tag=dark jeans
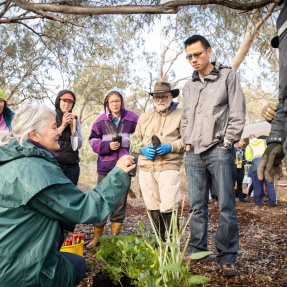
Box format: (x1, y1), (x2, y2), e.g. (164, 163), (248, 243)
(94, 173), (129, 227)
(60, 163), (80, 185)
(206, 171), (218, 198)
(235, 167), (245, 200)
(60, 252), (86, 284)
(251, 171), (277, 206)
(185, 144), (239, 265)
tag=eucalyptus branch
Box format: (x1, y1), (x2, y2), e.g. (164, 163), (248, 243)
(81, 111), (100, 122)
(5, 0), (276, 25)
(0, 15), (43, 23)
(174, 76), (192, 85)
(0, 0), (11, 19)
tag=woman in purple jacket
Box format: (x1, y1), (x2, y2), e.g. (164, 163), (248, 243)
(87, 87), (138, 248)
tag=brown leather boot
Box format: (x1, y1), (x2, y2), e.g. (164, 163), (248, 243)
(111, 222), (122, 236)
(86, 226), (104, 249)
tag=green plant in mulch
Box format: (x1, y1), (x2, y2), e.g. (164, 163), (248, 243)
(137, 200), (211, 286)
(91, 198), (211, 286)
(127, 134), (144, 153)
(94, 232), (156, 286)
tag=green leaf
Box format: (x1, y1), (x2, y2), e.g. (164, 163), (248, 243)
(188, 275), (210, 284)
(126, 234), (137, 242)
(188, 251), (212, 260)
(116, 234), (127, 241)
(99, 234), (114, 241)
(137, 275), (150, 284)
(138, 221), (144, 230)
(163, 242), (179, 249)
(160, 263), (182, 272)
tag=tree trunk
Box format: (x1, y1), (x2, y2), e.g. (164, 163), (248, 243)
(231, 3), (277, 72)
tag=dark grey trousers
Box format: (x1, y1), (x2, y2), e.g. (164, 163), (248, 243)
(94, 173), (130, 227)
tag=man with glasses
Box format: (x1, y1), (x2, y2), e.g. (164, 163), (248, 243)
(181, 35), (245, 277)
(133, 82), (185, 245)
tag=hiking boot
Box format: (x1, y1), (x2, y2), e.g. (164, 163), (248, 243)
(222, 264), (238, 277)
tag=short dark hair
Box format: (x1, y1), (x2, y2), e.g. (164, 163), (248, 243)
(184, 35), (211, 49)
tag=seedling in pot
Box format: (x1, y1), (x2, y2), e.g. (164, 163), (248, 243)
(127, 134), (144, 176)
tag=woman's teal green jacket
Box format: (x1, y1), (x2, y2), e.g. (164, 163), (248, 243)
(0, 140), (130, 287)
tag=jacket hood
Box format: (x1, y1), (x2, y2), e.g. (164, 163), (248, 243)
(55, 90), (76, 114)
(192, 61), (229, 82)
(104, 87), (126, 120)
(0, 139), (58, 166)
(0, 139), (70, 208)
(249, 138), (265, 147)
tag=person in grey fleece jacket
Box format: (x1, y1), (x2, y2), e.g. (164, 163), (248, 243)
(181, 35), (245, 278)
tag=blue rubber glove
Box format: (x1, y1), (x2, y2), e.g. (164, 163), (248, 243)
(141, 146), (156, 160)
(156, 143), (172, 155)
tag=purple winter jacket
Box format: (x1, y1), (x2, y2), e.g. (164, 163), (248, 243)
(89, 88), (138, 175)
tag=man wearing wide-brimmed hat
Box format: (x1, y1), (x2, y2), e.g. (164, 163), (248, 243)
(133, 81), (185, 244)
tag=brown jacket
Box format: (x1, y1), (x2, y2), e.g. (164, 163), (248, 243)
(134, 102), (185, 172)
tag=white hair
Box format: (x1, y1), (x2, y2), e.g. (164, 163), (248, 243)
(0, 104), (55, 146)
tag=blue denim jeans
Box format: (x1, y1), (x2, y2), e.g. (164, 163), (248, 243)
(251, 171), (277, 206)
(185, 144), (239, 266)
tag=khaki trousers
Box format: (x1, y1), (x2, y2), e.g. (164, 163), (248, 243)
(139, 169), (182, 213)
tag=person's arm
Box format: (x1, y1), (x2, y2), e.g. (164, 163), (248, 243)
(75, 117), (83, 149)
(170, 124), (186, 153)
(89, 120), (113, 156)
(133, 116), (156, 159)
(181, 88), (188, 145)
(28, 166), (131, 225)
(224, 71), (246, 144)
(266, 93), (286, 144)
(132, 115), (143, 144)
(57, 112), (73, 134)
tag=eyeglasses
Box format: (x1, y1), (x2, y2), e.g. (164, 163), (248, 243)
(153, 95), (170, 101)
(108, 100), (121, 105)
(186, 48), (208, 61)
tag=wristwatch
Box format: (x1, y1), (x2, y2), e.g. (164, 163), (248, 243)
(219, 141), (232, 150)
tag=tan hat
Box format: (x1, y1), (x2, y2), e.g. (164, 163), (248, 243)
(147, 82), (179, 98)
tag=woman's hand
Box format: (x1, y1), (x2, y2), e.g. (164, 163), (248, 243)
(58, 113), (74, 133)
(110, 142), (120, 150)
(62, 113), (73, 127)
(116, 155), (135, 173)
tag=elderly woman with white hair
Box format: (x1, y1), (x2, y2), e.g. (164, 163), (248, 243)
(0, 104), (135, 287)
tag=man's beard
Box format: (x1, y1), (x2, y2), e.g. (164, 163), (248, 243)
(154, 102), (171, 112)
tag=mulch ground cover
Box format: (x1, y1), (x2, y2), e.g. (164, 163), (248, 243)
(74, 183), (287, 287)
